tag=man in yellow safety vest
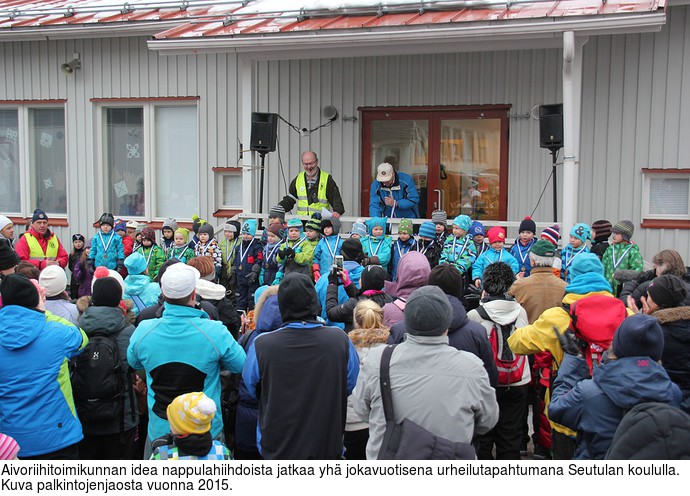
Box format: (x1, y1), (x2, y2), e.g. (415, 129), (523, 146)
(278, 151), (345, 218)
(14, 209), (69, 270)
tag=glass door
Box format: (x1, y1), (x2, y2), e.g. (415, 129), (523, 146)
(361, 106), (509, 219)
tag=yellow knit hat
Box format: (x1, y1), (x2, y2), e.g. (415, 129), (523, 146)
(175, 227), (190, 243)
(166, 392), (217, 435)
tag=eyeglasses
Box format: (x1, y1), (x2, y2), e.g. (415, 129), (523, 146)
(303, 160), (318, 166)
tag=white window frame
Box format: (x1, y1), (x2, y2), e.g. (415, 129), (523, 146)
(216, 169), (244, 210)
(94, 100), (199, 222)
(0, 102), (68, 218)
(641, 169), (690, 221)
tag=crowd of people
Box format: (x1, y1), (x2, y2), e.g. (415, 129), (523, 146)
(1, 159), (690, 461)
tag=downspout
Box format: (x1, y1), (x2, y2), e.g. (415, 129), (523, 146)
(239, 55), (256, 213)
(562, 31), (580, 241)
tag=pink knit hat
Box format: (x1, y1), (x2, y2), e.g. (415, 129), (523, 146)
(0, 433), (20, 460)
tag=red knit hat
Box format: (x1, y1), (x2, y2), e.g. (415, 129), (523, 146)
(487, 226), (506, 244)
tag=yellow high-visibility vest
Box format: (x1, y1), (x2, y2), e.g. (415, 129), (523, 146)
(295, 171), (330, 215)
(24, 232), (59, 261)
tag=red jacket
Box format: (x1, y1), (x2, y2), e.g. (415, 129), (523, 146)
(14, 227), (69, 269)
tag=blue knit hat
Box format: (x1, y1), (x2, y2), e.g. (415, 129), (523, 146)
(124, 252), (148, 275)
(366, 217), (387, 235)
(612, 314), (664, 361)
(286, 217), (303, 231)
(350, 221), (367, 238)
(470, 220), (485, 237)
(452, 215), (472, 232)
(418, 221), (436, 239)
(241, 219), (258, 237)
(568, 252), (604, 279)
(31, 208), (48, 223)
(570, 223), (591, 243)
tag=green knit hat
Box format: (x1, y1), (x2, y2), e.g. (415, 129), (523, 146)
(398, 219), (414, 236)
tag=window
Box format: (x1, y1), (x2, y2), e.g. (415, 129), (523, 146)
(0, 104), (67, 215)
(641, 169), (690, 228)
(99, 101), (198, 220)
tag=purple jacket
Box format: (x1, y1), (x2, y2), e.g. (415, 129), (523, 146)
(73, 259), (94, 297)
(382, 252), (431, 328)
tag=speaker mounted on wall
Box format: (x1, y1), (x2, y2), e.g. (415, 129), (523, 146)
(250, 112), (278, 154)
(539, 104), (564, 152)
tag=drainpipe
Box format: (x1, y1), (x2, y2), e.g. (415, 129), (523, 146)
(239, 55), (256, 213)
(561, 31), (583, 241)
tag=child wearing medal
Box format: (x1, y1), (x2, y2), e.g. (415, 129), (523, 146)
(194, 224), (223, 280)
(416, 221), (442, 268)
(88, 212), (125, 272)
(276, 217), (313, 282)
(389, 218), (416, 281)
(440, 214), (476, 276)
(363, 217), (392, 272)
(312, 218), (343, 283)
(219, 221), (241, 292)
(560, 223), (591, 283)
(510, 216), (537, 277)
(234, 219), (263, 312)
(472, 226), (519, 287)
(602, 220), (644, 296)
(167, 227), (195, 263)
(260, 224), (283, 286)
(136, 227), (166, 282)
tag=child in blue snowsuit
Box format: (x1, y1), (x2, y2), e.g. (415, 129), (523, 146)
(88, 212), (125, 271)
(233, 219), (263, 312)
(472, 226), (519, 286)
(561, 223), (591, 283)
(312, 218), (343, 283)
(362, 217), (392, 272)
(389, 218), (417, 281)
(510, 216), (537, 277)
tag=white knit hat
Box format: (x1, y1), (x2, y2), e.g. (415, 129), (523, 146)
(38, 265), (68, 297)
(161, 263), (200, 299)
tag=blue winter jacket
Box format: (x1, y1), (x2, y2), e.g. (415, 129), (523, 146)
(362, 235), (393, 271)
(127, 303), (246, 441)
(369, 171), (420, 218)
(315, 260), (364, 329)
(390, 236), (416, 281)
(123, 275), (162, 315)
(510, 238), (536, 276)
(89, 230), (125, 270)
(561, 244), (591, 282)
(471, 247), (520, 282)
(440, 234), (477, 275)
(549, 354), (682, 459)
(313, 235), (343, 273)
(0, 306), (88, 457)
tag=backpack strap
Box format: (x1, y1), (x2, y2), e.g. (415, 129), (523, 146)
(131, 294), (146, 312)
(475, 305), (517, 361)
(379, 344), (398, 423)
(475, 305), (490, 321)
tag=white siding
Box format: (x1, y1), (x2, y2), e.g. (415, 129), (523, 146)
(2, 6), (690, 261)
(0, 36), (242, 244)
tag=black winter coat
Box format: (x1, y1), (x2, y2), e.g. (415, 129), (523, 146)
(619, 270), (690, 308)
(325, 281), (393, 333)
(654, 305), (690, 413)
(388, 294), (498, 388)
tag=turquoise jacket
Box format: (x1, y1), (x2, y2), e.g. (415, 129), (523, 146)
(471, 247), (520, 282)
(313, 235), (343, 272)
(0, 306), (88, 457)
(127, 303), (246, 441)
(440, 234), (476, 274)
(123, 275), (162, 315)
(362, 235), (393, 271)
(89, 230), (125, 270)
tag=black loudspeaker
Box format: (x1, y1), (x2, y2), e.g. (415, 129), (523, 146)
(539, 104), (564, 151)
(250, 112), (278, 154)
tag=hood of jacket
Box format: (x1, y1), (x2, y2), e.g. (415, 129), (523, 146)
(652, 306), (690, 344)
(124, 274), (154, 295)
(388, 251), (430, 299)
(195, 278), (226, 301)
(594, 356), (681, 410)
(78, 305), (128, 336)
(0, 305), (47, 350)
(255, 294), (283, 333)
(561, 290), (614, 306)
(446, 294), (471, 334)
(478, 298), (525, 326)
(565, 272), (612, 295)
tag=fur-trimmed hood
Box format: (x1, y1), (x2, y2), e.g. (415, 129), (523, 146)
(349, 327), (390, 349)
(652, 306), (690, 325)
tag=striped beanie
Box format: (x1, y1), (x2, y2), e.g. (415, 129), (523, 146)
(612, 220), (635, 242)
(418, 221), (437, 239)
(591, 219), (612, 241)
(541, 224), (560, 247)
(431, 210), (447, 225)
(350, 221), (367, 238)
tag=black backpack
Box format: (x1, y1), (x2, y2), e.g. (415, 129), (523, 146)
(71, 330), (132, 430)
